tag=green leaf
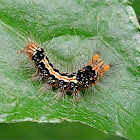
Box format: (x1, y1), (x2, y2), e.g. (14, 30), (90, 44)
(0, 0), (140, 140)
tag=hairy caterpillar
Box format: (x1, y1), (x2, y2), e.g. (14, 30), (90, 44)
(17, 41), (110, 102)
(0, 1), (113, 102)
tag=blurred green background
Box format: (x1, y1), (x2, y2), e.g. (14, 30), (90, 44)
(0, 121), (126, 139)
(0, 1), (139, 139)
(132, 0), (140, 23)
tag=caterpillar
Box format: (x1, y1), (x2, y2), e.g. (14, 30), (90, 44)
(17, 41), (110, 102)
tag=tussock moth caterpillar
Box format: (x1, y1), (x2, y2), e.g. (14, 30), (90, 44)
(0, 2), (120, 103)
(17, 41), (110, 102)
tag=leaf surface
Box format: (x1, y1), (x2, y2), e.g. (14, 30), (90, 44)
(0, 0), (140, 139)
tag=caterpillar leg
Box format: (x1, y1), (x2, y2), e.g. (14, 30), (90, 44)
(72, 92), (81, 102)
(30, 71), (42, 81)
(55, 91), (64, 101)
(41, 83), (52, 92)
